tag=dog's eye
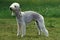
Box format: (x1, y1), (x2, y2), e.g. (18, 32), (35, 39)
(14, 6), (16, 7)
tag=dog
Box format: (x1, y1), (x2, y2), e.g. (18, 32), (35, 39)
(9, 2), (49, 37)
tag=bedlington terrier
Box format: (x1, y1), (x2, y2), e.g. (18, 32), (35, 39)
(9, 2), (49, 37)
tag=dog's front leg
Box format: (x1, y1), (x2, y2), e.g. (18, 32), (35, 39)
(17, 22), (21, 36)
(16, 18), (21, 36)
(21, 22), (26, 37)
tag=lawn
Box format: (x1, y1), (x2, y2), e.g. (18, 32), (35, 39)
(0, 18), (60, 40)
(0, 0), (60, 40)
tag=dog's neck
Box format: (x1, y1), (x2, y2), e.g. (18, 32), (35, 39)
(14, 10), (22, 19)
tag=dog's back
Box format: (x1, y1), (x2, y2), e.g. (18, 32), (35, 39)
(21, 11), (41, 23)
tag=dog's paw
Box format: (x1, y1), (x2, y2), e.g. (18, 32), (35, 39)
(38, 32), (40, 35)
(17, 34), (19, 37)
(21, 35), (24, 37)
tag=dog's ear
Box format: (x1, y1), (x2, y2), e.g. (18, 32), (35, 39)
(11, 11), (15, 16)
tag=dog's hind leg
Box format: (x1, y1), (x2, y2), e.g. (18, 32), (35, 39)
(37, 16), (49, 37)
(35, 21), (41, 35)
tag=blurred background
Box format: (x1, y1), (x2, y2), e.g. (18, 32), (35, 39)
(0, 0), (60, 18)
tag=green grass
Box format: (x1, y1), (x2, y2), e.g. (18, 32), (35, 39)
(0, 0), (60, 40)
(0, 18), (60, 40)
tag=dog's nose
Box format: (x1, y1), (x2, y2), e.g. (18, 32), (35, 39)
(10, 7), (12, 11)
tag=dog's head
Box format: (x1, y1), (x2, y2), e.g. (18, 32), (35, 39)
(10, 2), (20, 16)
(10, 2), (20, 11)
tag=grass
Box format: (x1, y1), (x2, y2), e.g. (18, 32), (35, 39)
(0, 0), (60, 40)
(0, 18), (60, 40)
